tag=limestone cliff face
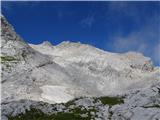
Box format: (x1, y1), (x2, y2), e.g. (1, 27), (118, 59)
(1, 15), (160, 120)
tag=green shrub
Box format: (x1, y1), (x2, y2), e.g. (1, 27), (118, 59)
(1, 56), (17, 62)
(52, 112), (83, 120)
(8, 108), (91, 120)
(143, 104), (160, 108)
(98, 96), (124, 106)
(64, 99), (75, 107)
(8, 108), (51, 120)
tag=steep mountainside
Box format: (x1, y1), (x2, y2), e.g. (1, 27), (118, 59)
(1, 15), (160, 120)
(1, 15), (74, 103)
(30, 40), (159, 96)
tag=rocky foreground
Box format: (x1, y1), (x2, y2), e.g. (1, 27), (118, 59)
(2, 83), (160, 120)
(1, 15), (160, 120)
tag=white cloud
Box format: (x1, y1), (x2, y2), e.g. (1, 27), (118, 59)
(153, 44), (160, 65)
(107, 13), (159, 65)
(2, 1), (41, 11)
(80, 13), (95, 28)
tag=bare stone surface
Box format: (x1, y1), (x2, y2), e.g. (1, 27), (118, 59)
(1, 15), (160, 120)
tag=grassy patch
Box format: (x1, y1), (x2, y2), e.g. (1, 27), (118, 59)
(143, 104), (160, 108)
(98, 96), (124, 106)
(64, 99), (75, 107)
(8, 108), (51, 120)
(53, 112), (83, 120)
(8, 107), (91, 120)
(1, 56), (17, 62)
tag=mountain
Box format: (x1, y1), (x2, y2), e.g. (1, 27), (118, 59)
(1, 15), (160, 120)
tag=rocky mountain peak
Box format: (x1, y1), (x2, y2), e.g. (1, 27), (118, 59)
(1, 15), (24, 43)
(40, 40), (53, 47)
(1, 15), (15, 33)
(1, 15), (31, 57)
(57, 41), (82, 48)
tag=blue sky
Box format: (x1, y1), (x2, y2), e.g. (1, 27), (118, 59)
(2, 1), (160, 66)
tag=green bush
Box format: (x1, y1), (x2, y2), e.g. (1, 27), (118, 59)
(98, 96), (124, 106)
(8, 107), (91, 120)
(1, 56), (17, 62)
(143, 104), (160, 108)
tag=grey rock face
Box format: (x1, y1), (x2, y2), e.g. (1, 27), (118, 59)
(1, 15), (160, 120)
(111, 82), (160, 120)
(1, 15), (73, 103)
(2, 83), (160, 120)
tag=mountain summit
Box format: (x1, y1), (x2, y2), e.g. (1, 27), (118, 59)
(1, 15), (160, 120)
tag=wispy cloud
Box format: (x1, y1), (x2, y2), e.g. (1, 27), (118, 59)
(108, 30), (160, 65)
(153, 43), (160, 66)
(106, 4), (160, 65)
(2, 1), (13, 11)
(80, 13), (95, 28)
(2, 1), (40, 11)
